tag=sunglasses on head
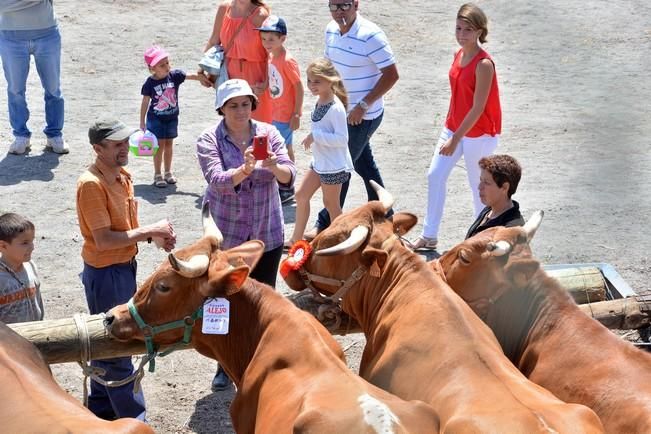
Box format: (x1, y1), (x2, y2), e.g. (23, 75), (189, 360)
(328, 3), (353, 12)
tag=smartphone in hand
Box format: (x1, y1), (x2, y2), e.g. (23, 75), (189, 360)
(252, 135), (269, 160)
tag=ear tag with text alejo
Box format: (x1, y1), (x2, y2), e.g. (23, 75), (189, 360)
(202, 298), (230, 335)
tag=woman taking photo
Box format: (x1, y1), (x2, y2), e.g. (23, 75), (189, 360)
(413, 3), (501, 251)
(196, 78), (295, 391)
(200, 0), (273, 122)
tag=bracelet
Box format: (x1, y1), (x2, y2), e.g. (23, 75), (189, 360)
(292, 113), (301, 118)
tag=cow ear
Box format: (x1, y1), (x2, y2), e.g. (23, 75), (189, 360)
(505, 258), (540, 288)
(392, 212), (418, 236)
(361, 246), (388, 278)
(204, 265), (250, 297)
(226, 240), (265, 270)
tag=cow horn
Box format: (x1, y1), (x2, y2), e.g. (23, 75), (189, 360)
(523, 210), (544, 242)
(487, 240), (512, 256)
(315, 225), (370, 256)
(370, 180), (394, 213)
(202, 201), (224, 246)
(168, 252), (210, 278)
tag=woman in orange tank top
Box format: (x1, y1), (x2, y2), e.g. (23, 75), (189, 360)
(411, 3), (502, 252)
(201, 0), (272, 123)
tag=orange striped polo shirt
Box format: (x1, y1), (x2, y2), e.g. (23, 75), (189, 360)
(76, 159), (139, 268)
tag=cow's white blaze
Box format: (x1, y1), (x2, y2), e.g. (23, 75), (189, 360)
(358, 393), (399, 434)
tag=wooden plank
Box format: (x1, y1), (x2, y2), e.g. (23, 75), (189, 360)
(8, 315), (185, 365)
(8, 293), (649, 365)
(7, 292), (361, 365)
(579, 297), (651, 330)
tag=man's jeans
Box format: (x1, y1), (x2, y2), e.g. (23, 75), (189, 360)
(82, 261), (146, 421)
(0, 26), (64, 138)
(316, 111), (389, 230)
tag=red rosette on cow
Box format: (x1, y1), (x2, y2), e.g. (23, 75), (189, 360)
(280, 240), (312, 278)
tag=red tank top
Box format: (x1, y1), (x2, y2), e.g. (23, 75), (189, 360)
(445, 48), (501, 137)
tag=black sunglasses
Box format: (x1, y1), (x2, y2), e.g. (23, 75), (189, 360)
(328, 3), (353, 12)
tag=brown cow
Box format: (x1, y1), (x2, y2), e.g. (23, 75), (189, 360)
(0, 322), (152, 434)
(435, 211), (651, 433)
(283, 183), (604, 433)
(106, 209), (440, 434)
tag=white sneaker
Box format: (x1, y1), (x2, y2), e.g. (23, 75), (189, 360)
(46, 136), (69, 154)
(8, 136), (31, 155)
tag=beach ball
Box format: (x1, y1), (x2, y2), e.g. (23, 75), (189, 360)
(129, 130), (159, 157)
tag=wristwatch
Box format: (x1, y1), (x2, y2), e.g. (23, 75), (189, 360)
(358, 99), (369, 112)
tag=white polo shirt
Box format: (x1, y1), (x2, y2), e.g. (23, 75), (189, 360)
(324, 15), (396, 120)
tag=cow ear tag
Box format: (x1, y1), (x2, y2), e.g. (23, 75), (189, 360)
(202, 298), (230, 335)
(280, 240), (312, 278)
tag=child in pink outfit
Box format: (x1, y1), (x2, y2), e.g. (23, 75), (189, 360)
(140, 46), (209, 187)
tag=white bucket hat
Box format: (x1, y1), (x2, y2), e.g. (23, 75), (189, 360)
(216, 79), (258, 110)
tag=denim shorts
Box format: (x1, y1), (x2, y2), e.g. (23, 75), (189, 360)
(272, 120), (293, 146)
(146, 115), (178, 139)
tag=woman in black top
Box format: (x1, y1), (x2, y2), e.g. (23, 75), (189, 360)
(466, 154), (524, 239)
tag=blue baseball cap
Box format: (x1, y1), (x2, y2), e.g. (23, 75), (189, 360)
(255, 15), (287, 35)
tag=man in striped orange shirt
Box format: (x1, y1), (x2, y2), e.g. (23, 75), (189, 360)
(76, 118), (176, 422)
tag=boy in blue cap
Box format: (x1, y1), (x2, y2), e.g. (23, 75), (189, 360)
(256, 15), (304, 204)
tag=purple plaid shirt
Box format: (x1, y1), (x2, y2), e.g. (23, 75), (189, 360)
(197, 120), (296, 251)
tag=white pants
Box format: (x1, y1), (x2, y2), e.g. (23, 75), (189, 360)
(422, 127), (499, 239)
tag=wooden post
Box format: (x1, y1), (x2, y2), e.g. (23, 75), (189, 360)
(8, 293), (649, 365)
(579, 296), (651, 330)
(7, 292), (361, 365)
(8, 315), (184, 365)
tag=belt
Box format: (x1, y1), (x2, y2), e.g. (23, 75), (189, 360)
(116, 257), (136, 267)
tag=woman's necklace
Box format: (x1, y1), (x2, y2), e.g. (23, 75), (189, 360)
(228, 130), (251, 148)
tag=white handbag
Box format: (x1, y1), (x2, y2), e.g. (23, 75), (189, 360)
(198, 46), (225, 77)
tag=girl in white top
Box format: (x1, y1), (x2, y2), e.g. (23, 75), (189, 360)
(288, 58), (353, 245)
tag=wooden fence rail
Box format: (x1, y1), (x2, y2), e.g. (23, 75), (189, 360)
(8, 292), (650, 365)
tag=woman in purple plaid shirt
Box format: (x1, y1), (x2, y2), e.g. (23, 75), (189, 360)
(197, 78), (295, 392)
(197, 79), (295, 287)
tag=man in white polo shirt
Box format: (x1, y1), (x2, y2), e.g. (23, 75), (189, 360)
(310, 0), (399, 234)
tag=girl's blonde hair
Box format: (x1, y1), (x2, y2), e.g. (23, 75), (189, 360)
(457, 3), (489, 44)
(306, 57), (348, 108)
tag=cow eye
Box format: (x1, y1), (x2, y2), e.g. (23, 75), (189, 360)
(154, 282), (170, 293)
(458, 249), (472, 265)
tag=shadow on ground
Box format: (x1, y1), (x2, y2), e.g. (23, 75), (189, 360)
(134, 183), (203, 208)
(187, 389), (236, 434)
(0, 151), (62, 185)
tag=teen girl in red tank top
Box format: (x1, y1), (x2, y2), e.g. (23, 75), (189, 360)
(411, 3), (502, 252)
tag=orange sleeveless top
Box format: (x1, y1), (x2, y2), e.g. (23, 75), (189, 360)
(445, 49), (501, 137)
(220, 6), (272, 122)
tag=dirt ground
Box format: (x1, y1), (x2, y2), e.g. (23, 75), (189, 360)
(1, 0), (650, 432)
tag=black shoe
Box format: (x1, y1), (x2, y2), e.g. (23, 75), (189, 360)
(280, 188), (295, 205)
(211, 366), (232, 392)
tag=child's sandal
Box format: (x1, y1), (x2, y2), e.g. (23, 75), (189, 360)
(164, 172), (177, 184)
(154, 174), (167, 188)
